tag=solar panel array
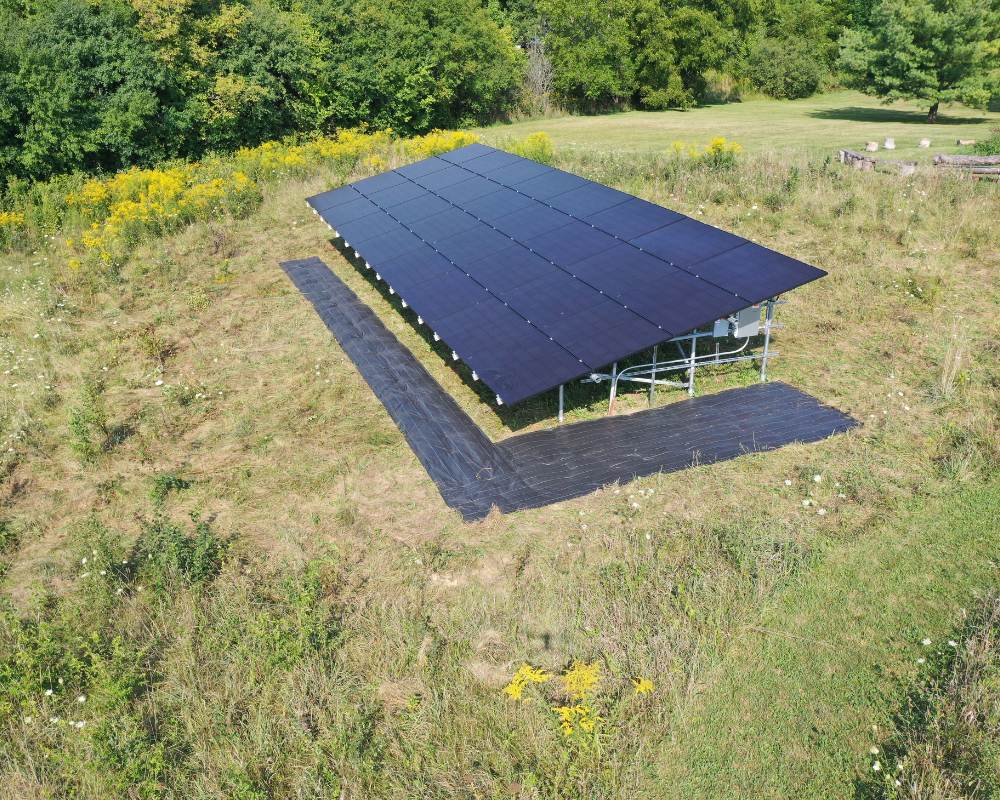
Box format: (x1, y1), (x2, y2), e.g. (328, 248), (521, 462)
(307, 143), (825, 405)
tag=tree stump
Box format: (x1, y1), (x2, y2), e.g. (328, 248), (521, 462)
(884, 137), (896, 150)
(865, 141), (879, 152)
(956, 139), (976, 146)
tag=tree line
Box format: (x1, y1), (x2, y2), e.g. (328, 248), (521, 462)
(0, 0), (997, 183)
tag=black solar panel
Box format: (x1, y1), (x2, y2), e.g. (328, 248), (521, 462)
(306, 144), (826, 404)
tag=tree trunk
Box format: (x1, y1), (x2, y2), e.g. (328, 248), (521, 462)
(927, 101), (939, 123)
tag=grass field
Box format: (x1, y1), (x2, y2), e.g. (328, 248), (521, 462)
(479, 90), (1000, 162)
(1, 98), (999, 798)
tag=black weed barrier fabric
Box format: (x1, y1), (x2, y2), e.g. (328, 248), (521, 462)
(281, 257), (858, 521)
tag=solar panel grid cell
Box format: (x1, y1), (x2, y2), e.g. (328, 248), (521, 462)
(435, 177), (499, 204)
(389, 194), (452, 225)
(545, 183), (632, 217)
(438, 142), (495, 163)
(460, 150), (522, 174)
(406, 207), (479, 243)
(461, 246), (551, 292)
(435, 224), (514, 264)
(514, 170), (587, 199)
(584, 197), (683, 239)
(304, 143), (826, 405)
(365, 180), (427, 208)
(462, 190), (535, 223)
(415, 164), (474, 191)
(308, 186), (359, 213)
(395, 156), (451, 179)
(491, 204), (572, 239)
(351, 171), (409, 193)
(333, 212), (403, 246)
(632, 217), (746, 271)
(485, 159), (552, 186)
(319, 196), (380, 226)
(524, 221), (619, 265)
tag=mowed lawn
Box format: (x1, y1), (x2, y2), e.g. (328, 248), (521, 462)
(658, 481), (1000, 799)
(478, 90), (999, 161)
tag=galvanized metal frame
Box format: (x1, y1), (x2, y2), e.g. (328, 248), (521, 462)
(579, 297), (781, 416)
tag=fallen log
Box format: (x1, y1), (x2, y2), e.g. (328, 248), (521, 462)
(933, 154), (1000, 166)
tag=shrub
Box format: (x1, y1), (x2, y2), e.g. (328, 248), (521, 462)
(667, 137), (742, 170)
(149, 473), (192, 506)
(134, 516), (227, 593)
(746, 38), (825, 99)
(506, 131), (555, 164)
(403, 130), (479, 159)
(67, 380), (109, 463)
(972, 127), (1000, 156)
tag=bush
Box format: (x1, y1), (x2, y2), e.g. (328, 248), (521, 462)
(134, 516), (228, 593)
(972, 127), (1000, 156)
(506, 132), (556, 164)
(67, 380), (109, 463)
(667, 137), (742, 171)
(746, 38), (825, 99)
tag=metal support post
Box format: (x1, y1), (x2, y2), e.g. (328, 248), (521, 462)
(648, 345), (658, 406)
(608, 362), (619, 415)
(558, 384), (564, 423)
(760, 297), (775, 382)
(687, 335), (697, 396)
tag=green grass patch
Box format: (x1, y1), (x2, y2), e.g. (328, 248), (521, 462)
(657, 482), (1000, 799)
(478, 91), (1000, 161)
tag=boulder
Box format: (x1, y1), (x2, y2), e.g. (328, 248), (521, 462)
(865, 141), (879, 152)
(918, 138), (931, 148)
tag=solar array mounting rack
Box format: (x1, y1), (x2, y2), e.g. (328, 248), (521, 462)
(307, 143), (825, 406)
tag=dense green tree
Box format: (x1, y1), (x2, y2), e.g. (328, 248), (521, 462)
(838, 0), (1000, 121)
(1, 0), (176, 179)
(536, 0), (635, 111)
(0, 0), (913, 183)
(746, 37), (826, 98)
(193, 2), (330, 151)
(324, 0), (524, 133)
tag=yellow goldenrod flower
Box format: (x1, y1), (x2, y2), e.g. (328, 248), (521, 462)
(0, 211), (25, 226)
(632, 676), (654, 695)
(562, 660), (601, 700)
(502, 663), (552, 701)
(551, 702), (600, 737)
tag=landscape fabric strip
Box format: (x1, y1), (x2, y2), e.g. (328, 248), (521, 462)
(281, 257), (859, 521)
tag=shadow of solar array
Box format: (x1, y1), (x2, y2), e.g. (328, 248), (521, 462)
(306, 144), (826, 406)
